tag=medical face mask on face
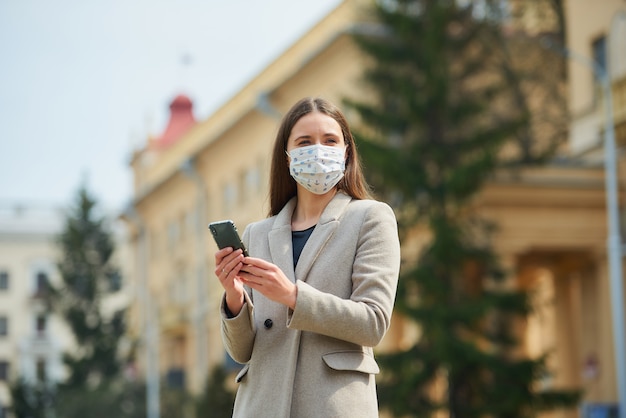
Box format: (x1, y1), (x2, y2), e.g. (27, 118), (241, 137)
(288, 144), (346, 195)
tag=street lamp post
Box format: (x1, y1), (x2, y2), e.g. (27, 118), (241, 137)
(181, 159), (210, 390)
(600, 60), (626, 418)
(122, 206), (160, 418)
(604, 12), (626, 418)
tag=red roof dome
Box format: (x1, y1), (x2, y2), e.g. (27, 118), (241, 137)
(153, 94), (196, 149)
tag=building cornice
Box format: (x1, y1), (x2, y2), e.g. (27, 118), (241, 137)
(481, 164), (607, 208)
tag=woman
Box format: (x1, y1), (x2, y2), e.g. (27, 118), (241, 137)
(214, 97), (400, 417)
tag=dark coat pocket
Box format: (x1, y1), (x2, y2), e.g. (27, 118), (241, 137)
(322, 351), (380, 374)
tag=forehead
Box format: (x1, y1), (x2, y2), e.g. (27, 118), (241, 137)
(289, 111), (343, 138)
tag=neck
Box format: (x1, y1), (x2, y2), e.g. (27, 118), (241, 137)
(291, 188), (337, 230)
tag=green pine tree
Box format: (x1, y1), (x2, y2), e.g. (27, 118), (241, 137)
(195, 365), (236, 418)
(8, 378), (55, 418)
(53, 186), (124, 387)
(346, 0), (579, 416)
(50, 186), (142, 417)
(487, 0), (569, 166)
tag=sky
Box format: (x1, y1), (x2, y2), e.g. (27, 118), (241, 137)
(0, 0), (343, 213)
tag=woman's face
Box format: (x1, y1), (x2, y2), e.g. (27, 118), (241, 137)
(286, 111), (346, 154)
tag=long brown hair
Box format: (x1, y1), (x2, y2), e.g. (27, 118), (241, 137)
(268, 97), (371, 216)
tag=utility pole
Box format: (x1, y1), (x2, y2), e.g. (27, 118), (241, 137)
(181, 159), (210, 390)
(122, 207), (160, 418)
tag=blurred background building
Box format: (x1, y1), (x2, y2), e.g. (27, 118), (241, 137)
(118, 0), (626, 415)
(0, 205), (71, 416)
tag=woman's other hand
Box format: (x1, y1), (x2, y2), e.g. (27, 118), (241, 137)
(239, 257), (297, 309)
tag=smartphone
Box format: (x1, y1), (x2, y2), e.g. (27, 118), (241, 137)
(208, 220), (249, 256)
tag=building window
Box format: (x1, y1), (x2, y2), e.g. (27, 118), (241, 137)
(36, 359), (47, 383)
(149, 228), (165, 260)
(179, 212), (187, 242)
(36, 314), (47, 336)
(223, 182), (237, 215)
(108, 270), (122, 292)
(184, 210), (195, 235)
(35, 272), (50, 296)
(237, 169), (247, 205)
(246, 166), (261, 197)
(469, 0), (509, 22)
(146, 229), (155, 260)
(592, 36), (607, 82)
(167, 220), (180, 251)
(0, 317), (7, 337)
(0, 361), (9, 381)
(0, 271), (8, 290)
(169, 269), (189, 305)
(165, 368), (185, 389)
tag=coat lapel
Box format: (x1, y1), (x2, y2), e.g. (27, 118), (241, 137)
(295, 192), (352, 281)
(268, 197), (298, 283)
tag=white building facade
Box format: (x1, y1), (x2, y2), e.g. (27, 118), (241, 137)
(0, 204), (74, 417)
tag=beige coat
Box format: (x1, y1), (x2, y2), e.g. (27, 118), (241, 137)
(220, 192), (400, 418)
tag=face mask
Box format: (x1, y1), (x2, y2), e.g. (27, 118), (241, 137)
(288, 144), (346, 194)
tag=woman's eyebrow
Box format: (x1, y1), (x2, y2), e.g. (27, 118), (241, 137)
(290, 131), (341, 142)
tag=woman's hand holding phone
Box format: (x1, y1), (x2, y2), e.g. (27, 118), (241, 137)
(209, 219), (296, 311)
(214, 247), (245, 316)
(210, 220), (248, 315)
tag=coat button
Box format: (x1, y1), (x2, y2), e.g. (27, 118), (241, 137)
(264, 319), (273, 329)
